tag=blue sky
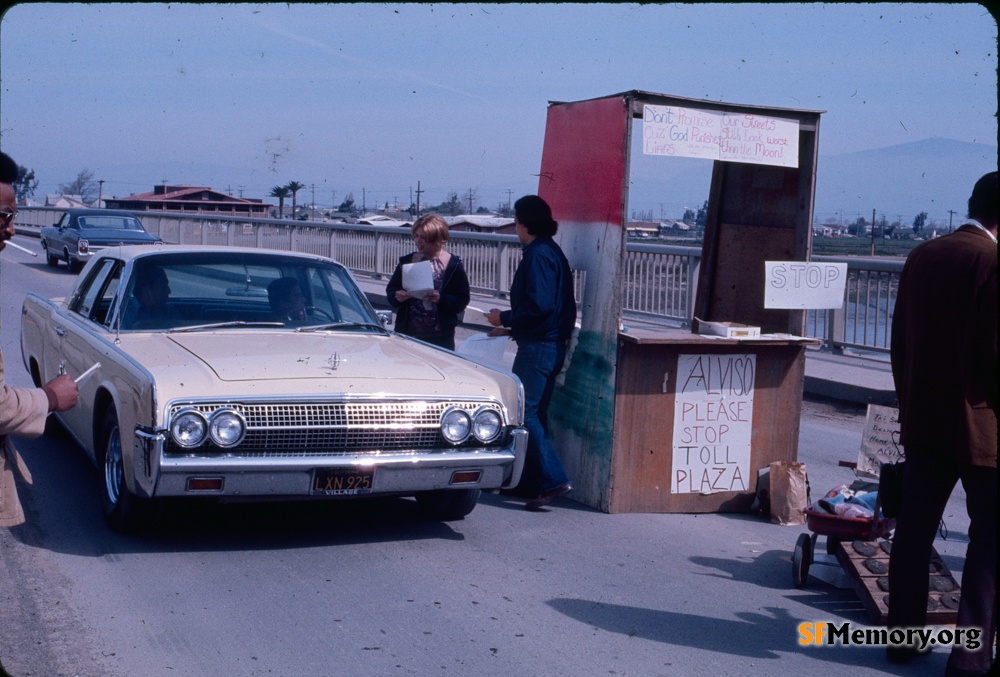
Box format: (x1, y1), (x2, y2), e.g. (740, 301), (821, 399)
(1, 3), (996, 217)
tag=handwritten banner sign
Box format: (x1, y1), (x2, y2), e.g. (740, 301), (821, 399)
(764, 261), (848, 309)
(857, 404), (904, 479)
(642, 105), (799, 168)
(671, 353), (756, 494)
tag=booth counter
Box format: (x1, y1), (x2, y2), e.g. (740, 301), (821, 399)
(608, 326), (820, 513)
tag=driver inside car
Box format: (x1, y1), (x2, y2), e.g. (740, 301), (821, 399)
(121, 266), (183, 329)
(267, 277), (308, 323)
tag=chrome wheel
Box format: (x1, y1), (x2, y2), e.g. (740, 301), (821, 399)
(99, 404), (151, 533)
(103, 418), (123, 507)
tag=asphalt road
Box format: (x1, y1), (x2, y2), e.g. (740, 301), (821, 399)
(0, 238), (973, 677)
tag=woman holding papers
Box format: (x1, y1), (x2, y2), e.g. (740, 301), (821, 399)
(386, 213), (470, 350)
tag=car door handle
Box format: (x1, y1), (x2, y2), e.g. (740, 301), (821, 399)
(54, 326), (67, 337)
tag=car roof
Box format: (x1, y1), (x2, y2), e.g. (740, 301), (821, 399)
(66, 208), (143, 217)
(95, 244), (342, 266)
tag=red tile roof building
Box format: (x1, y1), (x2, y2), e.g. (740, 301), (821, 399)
(105, 185), (271, 215)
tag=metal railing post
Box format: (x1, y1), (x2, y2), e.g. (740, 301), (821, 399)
(827, 307), (846, 354)
(374, 230), (386, 278)
(687, 251), (700, 326)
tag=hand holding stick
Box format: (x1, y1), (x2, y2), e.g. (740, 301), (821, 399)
(75, 362), (101, 384)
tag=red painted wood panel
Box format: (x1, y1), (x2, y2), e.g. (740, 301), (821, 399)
(537, 96), (629, 228)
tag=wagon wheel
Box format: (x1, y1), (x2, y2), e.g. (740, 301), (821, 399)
(792, 532), (813, 588)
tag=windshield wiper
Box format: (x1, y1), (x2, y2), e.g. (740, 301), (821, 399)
(295, 321), (386, 333)
(168, 321), (285, 333)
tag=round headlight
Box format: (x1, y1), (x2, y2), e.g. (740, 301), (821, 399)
(472, 408), (503, 443)
(441, 407), (472, 444)
(209, 409), (246, 447)
(170, 409), (208, 448)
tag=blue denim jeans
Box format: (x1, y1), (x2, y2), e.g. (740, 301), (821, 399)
(511, 340), (571, 496)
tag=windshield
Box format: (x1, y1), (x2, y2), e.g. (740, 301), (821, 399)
(116, 252), (378, 331)
(79, 215), (144, 230)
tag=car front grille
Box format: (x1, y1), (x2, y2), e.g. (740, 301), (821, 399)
(164, 400), (504, 457)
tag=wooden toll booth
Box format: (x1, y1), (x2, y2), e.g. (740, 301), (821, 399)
(537, 90), (823, 513)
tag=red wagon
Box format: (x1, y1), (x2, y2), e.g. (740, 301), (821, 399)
(792, 489), (895, 588)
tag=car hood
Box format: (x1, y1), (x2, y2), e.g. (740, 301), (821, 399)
(164, 331), (447, 382)
(112, 327), (520, 424)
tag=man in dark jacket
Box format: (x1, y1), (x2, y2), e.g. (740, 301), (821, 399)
(887, 171), (997, 676)
(486, 195), (576, 510)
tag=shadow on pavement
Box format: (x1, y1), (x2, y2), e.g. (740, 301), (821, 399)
(547, 597), (949, 674)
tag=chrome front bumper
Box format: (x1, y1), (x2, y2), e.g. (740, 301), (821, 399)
(134, 428), (527, 498)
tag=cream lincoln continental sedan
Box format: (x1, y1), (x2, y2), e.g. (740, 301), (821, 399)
(22, 245), (526, 532)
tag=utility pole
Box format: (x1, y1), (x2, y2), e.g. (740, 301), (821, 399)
(362, 188), (366, 215)
(97, 180), (104, 207)
(467, 188), (474, 214)
(947, 209), (957, 233)
(238, 185), (245, 198)
(310, 184), (315, 214)
(415, 181), (423, 216)
(870, 208), (876, 256)
(505, 189), (513, 214)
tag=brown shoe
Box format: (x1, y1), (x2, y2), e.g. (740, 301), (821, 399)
(525, 483), (573, 511)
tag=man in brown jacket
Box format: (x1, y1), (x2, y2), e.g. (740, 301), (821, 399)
(0, 150), (79, 527)
(887, 171), (997, 676)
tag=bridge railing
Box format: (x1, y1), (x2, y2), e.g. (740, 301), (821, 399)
(14, 207), (900, 354)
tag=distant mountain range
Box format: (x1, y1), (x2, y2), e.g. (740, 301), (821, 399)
(814, 138), (997, 225)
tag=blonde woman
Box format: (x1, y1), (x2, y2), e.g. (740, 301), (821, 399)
(386, 213), (470, 350)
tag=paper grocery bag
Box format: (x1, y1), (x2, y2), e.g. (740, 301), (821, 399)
(769, 461), (809, 525)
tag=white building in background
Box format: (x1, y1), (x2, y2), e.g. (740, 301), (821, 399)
(44, 194), (88, 208)
(445, 215), (515, 234)
(358, 213), (411, 228)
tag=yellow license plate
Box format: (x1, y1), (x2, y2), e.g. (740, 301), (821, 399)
(312, 467), (374, 496)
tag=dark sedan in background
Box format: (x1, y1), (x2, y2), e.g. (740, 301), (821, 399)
(40, 208), (161, 271)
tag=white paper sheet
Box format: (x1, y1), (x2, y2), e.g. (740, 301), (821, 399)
(456, 333), (510, 366)
(402, 260), (434, 299)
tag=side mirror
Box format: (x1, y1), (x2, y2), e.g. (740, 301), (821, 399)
(376, 310), (392, 327)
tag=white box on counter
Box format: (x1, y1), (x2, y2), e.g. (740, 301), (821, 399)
(693, 318), (761, 339)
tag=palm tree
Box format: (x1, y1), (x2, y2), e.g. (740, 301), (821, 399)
(270, 185), (290, 218)
(285, 180), (306, 218)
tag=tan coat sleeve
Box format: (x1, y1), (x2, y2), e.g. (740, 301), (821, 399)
(0, 349), (50, 440)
